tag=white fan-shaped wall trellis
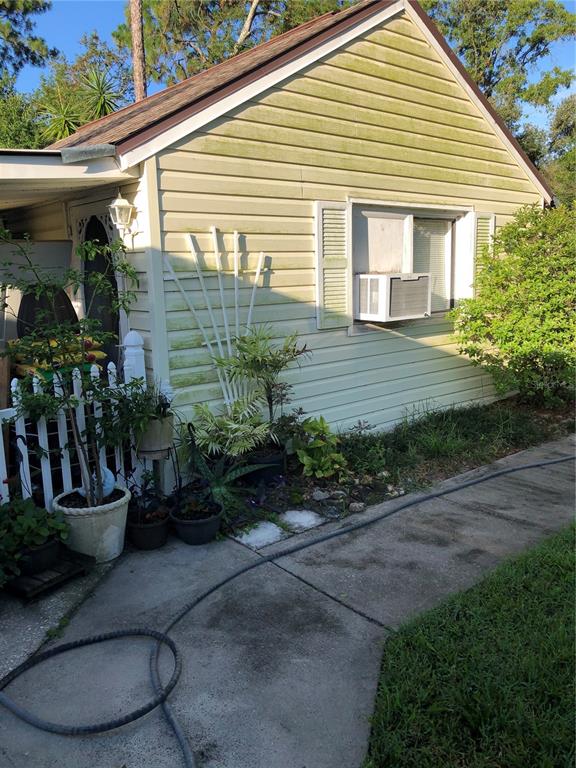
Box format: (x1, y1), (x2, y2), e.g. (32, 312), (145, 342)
(163, 228), (266, 408)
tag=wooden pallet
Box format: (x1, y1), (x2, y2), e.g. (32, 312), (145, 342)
(6, 548), (96, 602)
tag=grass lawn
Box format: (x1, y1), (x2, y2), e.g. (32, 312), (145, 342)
(365, 526), (575, 768)
(340, 398), (574, 490)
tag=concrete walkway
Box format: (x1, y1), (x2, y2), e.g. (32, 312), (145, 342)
(1, 436), (574, 768)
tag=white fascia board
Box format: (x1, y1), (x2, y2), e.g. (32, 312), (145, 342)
(118, 0), (405, 171)
(0, 153), (138, 182)
(403, 3), (551, 203)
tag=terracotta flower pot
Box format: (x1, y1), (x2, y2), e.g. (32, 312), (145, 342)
(52, 486), (131, 563)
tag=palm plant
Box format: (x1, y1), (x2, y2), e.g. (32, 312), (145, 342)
(183, 422), (266, 517)
(80, 67), (122, 118)
(215, 325), (309, 424)
(190, 397), (272, 458)
(38, 85), (82, 142)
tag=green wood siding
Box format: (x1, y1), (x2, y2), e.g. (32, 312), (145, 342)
(155, 10), (542, 429)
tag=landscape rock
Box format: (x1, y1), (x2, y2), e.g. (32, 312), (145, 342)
(312, 489), (331, 502)
(348, 502), (366, 513)
(330, 490), (347, 500)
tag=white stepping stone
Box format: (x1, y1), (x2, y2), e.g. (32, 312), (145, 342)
(279, 509), (324, 532)
(234, 521), (285, 549)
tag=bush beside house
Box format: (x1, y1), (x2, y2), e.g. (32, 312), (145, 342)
(451, 204), (576, 407)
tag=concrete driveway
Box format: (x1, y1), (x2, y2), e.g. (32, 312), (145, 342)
(0, 435), (574, 768)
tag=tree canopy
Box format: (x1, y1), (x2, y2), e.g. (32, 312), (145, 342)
(112, 0), (354, 86)
(420, 0), (576, 131)
(33, 34), (132, 142)
(0, 0), (57, 75)
(0, 73), (44, 147)
(542, 94), (576, 206)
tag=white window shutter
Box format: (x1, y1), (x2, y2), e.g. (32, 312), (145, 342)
(474, 213), (496, 272)
(315, 202), (350, 330)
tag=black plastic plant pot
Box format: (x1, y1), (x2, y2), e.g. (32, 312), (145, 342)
(19, 538), (61, 576)
(249, 448), (287, 483)
(169, 509), (223, 545)
(127, 518), (169, 551)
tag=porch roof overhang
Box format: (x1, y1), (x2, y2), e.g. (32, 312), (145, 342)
(0, 148), (139, 212)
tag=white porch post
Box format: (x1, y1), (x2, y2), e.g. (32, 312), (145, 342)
(122, 330), (146, 383)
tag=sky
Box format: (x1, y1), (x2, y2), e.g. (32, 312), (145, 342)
(14, 0), (576, 130)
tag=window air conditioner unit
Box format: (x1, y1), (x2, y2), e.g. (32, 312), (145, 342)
(354, 273), (431, 322)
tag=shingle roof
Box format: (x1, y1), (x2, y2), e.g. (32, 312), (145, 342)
(50, 0), (391, 150)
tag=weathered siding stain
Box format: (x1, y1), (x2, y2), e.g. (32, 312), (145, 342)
(156, 11), (541, 429)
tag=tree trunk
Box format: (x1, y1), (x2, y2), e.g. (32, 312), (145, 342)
(130, 0), (147, 101)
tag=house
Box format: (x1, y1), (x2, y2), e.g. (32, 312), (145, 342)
(0, 0), (552, 431)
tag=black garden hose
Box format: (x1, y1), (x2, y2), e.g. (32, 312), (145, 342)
(0, 454), (573, 768)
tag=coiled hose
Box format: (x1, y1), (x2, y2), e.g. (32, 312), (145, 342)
(0, 454), (573, 767)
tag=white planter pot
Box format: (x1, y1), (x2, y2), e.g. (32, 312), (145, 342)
(137, 414), (174, 460)
(53, 486), (131, 563)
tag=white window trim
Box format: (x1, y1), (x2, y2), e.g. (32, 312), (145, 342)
(347, 197), (473, 212)
(444, 221), (453, 308)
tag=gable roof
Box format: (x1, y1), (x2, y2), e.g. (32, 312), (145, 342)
(51, 0), (394, 150)
(49, 0), (552, 201)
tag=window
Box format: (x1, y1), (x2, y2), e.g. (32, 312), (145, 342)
(315, 201), (489, 332)
(351, 204), (453, 321)
(413, 218), (452, 312)
(352, 207), (412, 273)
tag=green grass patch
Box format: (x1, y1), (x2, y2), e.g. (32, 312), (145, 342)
(340, 399), (573, 488)
(365, 526), (575, 768)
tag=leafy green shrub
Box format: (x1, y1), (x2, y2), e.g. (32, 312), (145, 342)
(0, 499), (69, 587)
(295, 416), (348, 479)
(450, 204), (576, 406)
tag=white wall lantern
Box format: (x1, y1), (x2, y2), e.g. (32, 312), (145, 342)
(108, 192), (135, 236)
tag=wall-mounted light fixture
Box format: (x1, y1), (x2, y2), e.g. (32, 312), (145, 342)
(108, 191), (136, 236)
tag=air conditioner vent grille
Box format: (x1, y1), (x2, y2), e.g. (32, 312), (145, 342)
(389, 275), (430, 318)
(354, 273), (431, 322)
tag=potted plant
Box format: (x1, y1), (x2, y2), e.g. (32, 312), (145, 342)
(214, 326), (309, 481)
(0, 498), (69, 583)
(126, 471), (170, 550)
(169, 493), (223, 546)
(1, 233), (139, 563)
(133, 382), (175, 459)
(172, 422), (264, 544)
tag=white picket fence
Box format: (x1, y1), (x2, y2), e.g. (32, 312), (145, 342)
(0, 331), (151, 509)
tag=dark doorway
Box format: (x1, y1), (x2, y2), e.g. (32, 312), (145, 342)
(17, 288), (78, 339)
(83, 216), (119, 365)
